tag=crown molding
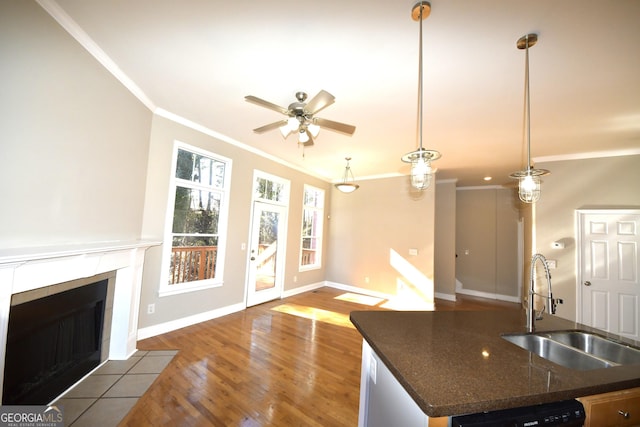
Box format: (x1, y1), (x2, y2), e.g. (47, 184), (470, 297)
(36, 0), (156, 111)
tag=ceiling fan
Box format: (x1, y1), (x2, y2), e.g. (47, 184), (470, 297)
(245, 90), (356, 146)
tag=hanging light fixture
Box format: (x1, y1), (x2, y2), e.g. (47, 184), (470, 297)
(509, 33), (550, 203)
(401, 1), (441, 191)
(334, 157), (360, 193)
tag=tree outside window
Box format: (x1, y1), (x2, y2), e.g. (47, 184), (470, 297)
(164, 146), (231, 291)
(300, 185), (324, 269)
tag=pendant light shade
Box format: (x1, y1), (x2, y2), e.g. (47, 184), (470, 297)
(401, 1), (441, 191)
(509, 33), (550, 203)
(334, 157), (359, 193)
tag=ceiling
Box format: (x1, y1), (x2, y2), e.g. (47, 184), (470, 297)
(44, 0), (640, 187)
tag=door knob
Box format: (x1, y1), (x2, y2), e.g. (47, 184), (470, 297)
(583, 281), (591, 286)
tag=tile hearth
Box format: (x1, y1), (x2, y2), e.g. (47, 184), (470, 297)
(54, 350), (177, 427)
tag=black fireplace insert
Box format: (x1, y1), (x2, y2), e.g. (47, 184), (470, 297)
(3, 279), (108, 405)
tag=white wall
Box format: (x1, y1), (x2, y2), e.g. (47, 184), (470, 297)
(137, 115), (332, 330)
(534, 154), (640, 321)
(326, 176), (436, 303)
(434, 181), (457, 299)
(455, 187), (520, 301)
(0, 1), (152, 248)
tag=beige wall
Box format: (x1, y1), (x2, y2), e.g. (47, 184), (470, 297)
(0, 1), (152, 248)
(137, 115), (331, 329)
(434, 181), (457, 298)
(326, 176), (436, 300)
(456, 187), (520, 300)
(534, 154), (640, 321)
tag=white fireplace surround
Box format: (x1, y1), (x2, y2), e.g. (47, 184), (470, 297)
(0, 240), (159, 403)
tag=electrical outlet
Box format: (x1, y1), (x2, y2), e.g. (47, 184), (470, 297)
(147, 303), (155, 314)
(547, 259), (557, 269)
(369, 354), (377, 384)
(293, 275), (297, 283)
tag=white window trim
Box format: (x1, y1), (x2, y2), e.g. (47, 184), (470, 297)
(299, 184), (324, 272)
(158, 140), (232, 297)
(252, 169), (290, 207)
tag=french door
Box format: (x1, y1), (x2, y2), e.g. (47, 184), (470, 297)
(246, 201), (287, 307)
(577, 209), (640, 340)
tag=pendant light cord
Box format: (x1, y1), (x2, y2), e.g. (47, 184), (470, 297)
(525, 34), (531, 171)
(418, 4), (424, 151)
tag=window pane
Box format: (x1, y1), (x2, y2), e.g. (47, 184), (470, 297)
(176, 149), (226, 188)
(255, 177), (285, 202)
(172, 186), (221, 235)
(303, 188), (324, 208)
(300, 185), (324, 268)
(169, 236), (218, 285)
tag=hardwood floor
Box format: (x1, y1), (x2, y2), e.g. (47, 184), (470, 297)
(121, 288), (519, 426)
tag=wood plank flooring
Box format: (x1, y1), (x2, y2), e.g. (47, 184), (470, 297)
(121, 288), (519, 426)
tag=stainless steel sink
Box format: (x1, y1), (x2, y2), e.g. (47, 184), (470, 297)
(502, 330), (640, 370)
(502, 333), (614, 370)
(544, 331), (640, 365)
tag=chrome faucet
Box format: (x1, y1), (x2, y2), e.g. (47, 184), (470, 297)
(527, 253), (557, 332)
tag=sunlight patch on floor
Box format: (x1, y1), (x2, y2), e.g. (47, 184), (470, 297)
(334, 292), (385, 306)
(379, 278), (435, 311)
(271, 303), (354, 328)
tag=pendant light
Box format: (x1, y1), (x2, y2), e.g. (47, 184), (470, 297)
(509, 33), (550, 203)
(401, 1), (441, 191)
(334, 157), (360, 193)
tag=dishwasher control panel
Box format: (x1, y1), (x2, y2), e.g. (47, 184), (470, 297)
(451, 399), (585, 427)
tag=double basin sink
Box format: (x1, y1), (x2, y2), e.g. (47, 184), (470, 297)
(502, 330), (640, 370)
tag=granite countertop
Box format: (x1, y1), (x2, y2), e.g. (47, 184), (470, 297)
(350, 309), (640, 417)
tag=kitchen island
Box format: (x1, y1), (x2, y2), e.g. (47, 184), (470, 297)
(350, 309), (640, 422)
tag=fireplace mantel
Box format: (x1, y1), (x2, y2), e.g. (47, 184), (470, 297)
(0, 240), (160, 403)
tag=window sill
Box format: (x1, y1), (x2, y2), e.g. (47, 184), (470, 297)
(158, 280), (223, 297)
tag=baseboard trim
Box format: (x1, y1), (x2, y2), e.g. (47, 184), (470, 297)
(324, 281), (397, 301)
(456, 287), (521, 304)
(137, 302), (246, 340)
(281, 281), (326, 298)
(137, 282), (459, 340)
(435, 292), (456, 302)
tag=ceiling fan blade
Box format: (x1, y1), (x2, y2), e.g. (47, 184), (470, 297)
(304, 90), (335, 115)
(245, 95), (290, 115)
(313, 117), (356, 136)
(253, 119), (288, 134)
(302, 132), (314, 146)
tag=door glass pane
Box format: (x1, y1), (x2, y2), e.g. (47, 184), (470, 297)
(255, 210), (279, 292)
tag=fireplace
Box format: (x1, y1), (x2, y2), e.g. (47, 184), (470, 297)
(3, 274), (114, 405)
(0, 240), (158, 404)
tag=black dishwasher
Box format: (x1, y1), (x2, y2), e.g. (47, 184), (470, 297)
(451, 399), (585, 427)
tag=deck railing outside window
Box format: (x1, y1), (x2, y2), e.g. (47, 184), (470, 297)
(170, 246), (217, 284)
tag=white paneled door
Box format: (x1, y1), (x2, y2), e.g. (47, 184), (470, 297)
(578, 210), (640, 340)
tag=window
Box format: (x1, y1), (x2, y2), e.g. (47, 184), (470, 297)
(300, 185), (324, 270)
(254, 173), (288, 204)
(160, 143), (232, 295)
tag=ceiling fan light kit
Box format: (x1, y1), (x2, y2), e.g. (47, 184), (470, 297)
(509, 33), (550, 203)
(335, 157), (360, 193)
(401, 1), (441, 191)
(245, 90), (356, 148)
